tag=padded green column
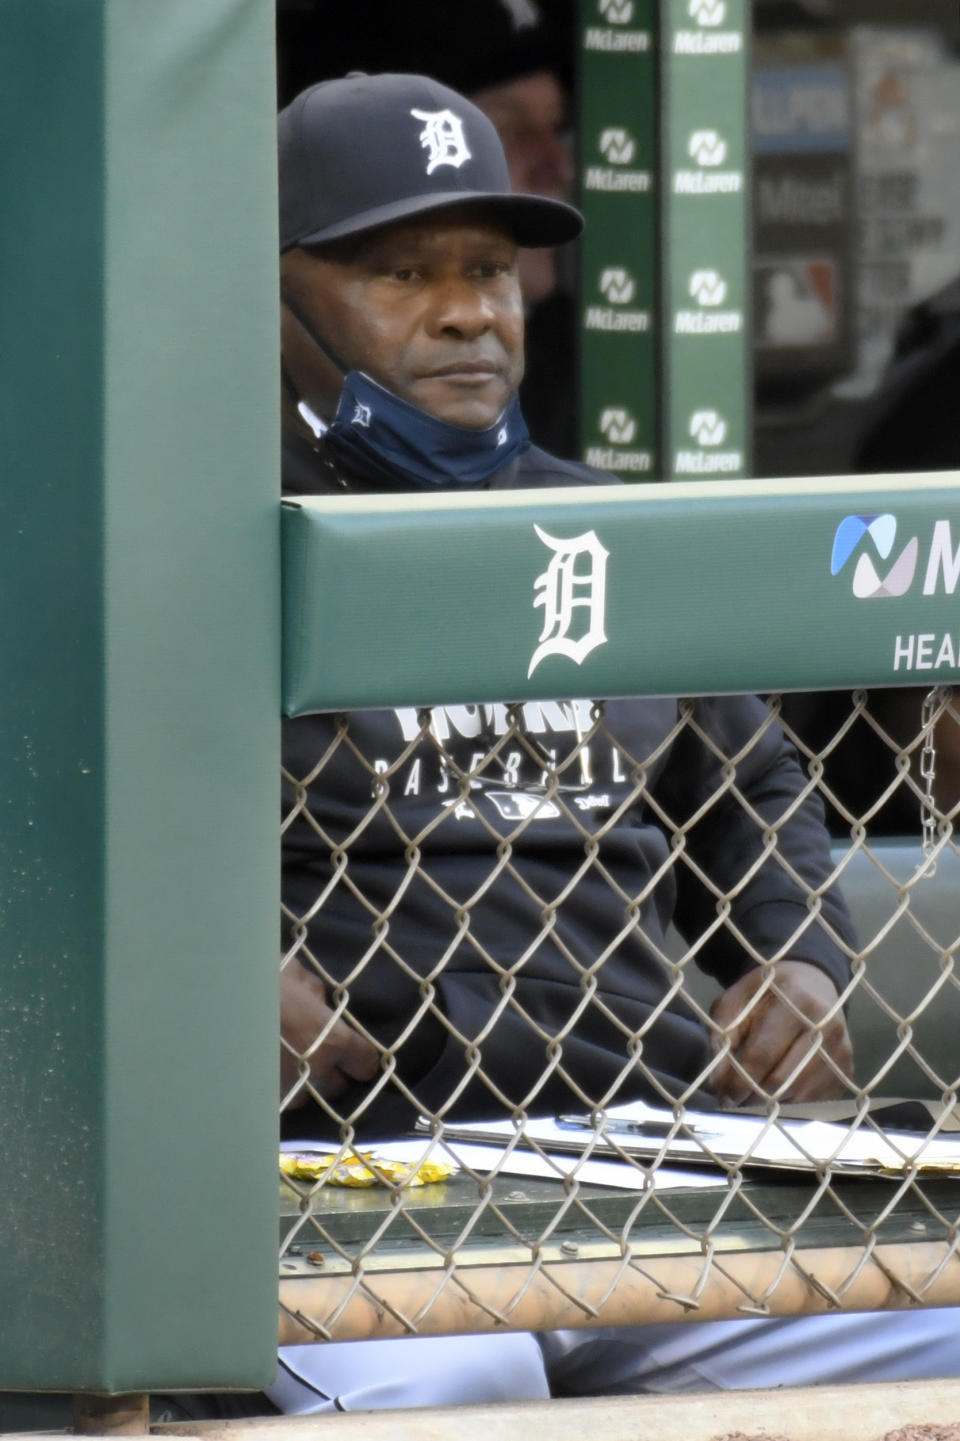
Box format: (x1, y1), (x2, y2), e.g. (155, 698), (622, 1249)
(660, 0), (751, 479)
(576, 0), (751, 479)
(578, 0), (658, 478)
(0, 0), (279, 1392)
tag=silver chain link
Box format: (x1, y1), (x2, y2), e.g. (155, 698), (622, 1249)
(921, 686), (941, 876)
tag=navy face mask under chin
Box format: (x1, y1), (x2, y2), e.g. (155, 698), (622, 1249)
(322, 371), (529, 488)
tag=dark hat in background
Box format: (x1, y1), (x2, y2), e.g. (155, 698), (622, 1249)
(278, 71), (583, 251)
(276, 0), (575, 111)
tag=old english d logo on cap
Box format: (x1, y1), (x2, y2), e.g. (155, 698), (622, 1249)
(410, 108), (472, 173)
(278, 72), (583, 251)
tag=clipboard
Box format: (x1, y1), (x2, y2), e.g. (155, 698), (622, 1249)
(421, 1099), (960, 1178)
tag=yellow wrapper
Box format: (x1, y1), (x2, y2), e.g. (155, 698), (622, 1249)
(877, 1158), (960, 1177)
(280, 1150), (456, 1188)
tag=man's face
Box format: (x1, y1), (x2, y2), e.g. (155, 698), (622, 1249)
(281, 207), (525, 431)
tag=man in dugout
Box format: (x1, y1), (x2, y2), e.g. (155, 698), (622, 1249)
(269, 71), (960, 1415)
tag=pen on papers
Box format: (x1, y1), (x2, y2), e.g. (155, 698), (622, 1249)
(556, 1113), (700, 1138)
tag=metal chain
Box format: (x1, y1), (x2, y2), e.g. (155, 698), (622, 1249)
(921, 686), (940, 876)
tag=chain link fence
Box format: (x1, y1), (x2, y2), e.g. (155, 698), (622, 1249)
(278, 685), (960, 1344)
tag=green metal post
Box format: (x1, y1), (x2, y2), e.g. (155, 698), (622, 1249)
(0, 0), (279, 1394)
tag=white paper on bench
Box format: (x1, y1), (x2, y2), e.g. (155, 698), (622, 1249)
(429, 1101), (960, 1175)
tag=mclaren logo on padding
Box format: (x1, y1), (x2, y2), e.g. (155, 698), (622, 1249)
(831, 514), (919, 598)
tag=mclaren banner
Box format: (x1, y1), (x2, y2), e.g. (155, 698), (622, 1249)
(579, 0), (657, 476)
(282, 473), (960, 714)
(578, 0), (750, 480)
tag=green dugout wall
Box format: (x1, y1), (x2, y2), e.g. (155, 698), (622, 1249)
(0, 0), (278, 1394)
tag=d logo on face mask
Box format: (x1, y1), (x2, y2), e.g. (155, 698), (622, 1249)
(325, 371), (529, 488)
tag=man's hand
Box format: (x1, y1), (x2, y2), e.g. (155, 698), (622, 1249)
(709, 959), (852, 1105)
(280, 962), (380, 1106)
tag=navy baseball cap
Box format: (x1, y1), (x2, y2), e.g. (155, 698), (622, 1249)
(278, 71), (583, 252)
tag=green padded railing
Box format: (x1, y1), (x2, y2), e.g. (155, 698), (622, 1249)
(282, 472), (960, 716)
